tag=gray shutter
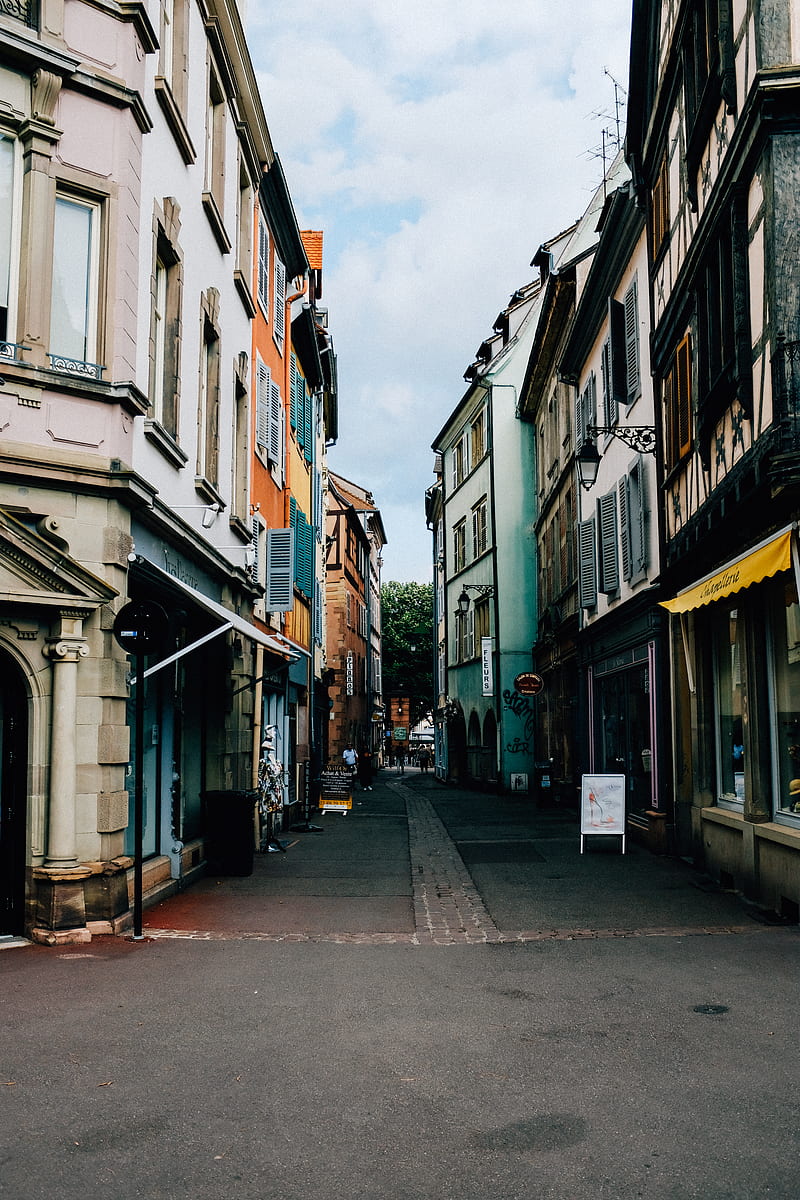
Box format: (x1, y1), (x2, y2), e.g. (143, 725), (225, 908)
(624, 278), (640, 402)
(256, 360), (269, 449)
(266, 527), (294, 611)
(632, 458), (648, 577)
(618, 475), (631, 581)
(598, 490), (619, 594)
(578, 517), (597, 608)
(602, 338), (616, 428)
(609, 297), (627, 409)
(269, 379), (282, 468)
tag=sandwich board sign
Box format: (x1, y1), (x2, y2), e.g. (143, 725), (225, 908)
(580, 774), (626, 854)
(320, 766), (353, 815)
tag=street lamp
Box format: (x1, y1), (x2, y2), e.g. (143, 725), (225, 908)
(456, 584), (494, 614)
(576, 424), (656, 490)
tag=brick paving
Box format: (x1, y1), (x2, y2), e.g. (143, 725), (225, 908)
(145, 774), (773, 946)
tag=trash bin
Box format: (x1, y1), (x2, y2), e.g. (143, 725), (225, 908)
(202, 790), (258, 876)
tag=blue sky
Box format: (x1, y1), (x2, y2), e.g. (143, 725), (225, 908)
(247, 1), (634, 582)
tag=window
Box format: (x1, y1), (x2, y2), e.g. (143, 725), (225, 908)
(50, 193), (101, 371)
(664, 334), (693, 471)
(291, 353), (312, 461)
(578, 516), (597, 609)
(474, 597), (490, 643)
(470, 409), (486, 465)
(202, 67), (229, 249)
(452, 431), (469, 488)
(232, 360), (249, 521)
(453, 520), (466, 572)
(456, 608), (475, 663)
(235, 156), (254, 304)
(597, 490), (619, 595)
(0, 135), (19, 349)
(472, 498), (487, 559)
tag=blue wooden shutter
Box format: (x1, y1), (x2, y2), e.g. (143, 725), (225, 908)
(598, 490), (619, 594)
(578, 517), (597, 609)
(256, 359), (269, 450)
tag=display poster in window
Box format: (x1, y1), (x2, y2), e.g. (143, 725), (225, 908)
(580, 774), (626, 852)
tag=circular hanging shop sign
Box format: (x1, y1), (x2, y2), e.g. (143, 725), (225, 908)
(113, 600), (169, 656)
(513, 672), (544, 696)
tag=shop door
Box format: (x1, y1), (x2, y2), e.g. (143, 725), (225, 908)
(0, 654), (28, 935)
(595, 664), (652, 815)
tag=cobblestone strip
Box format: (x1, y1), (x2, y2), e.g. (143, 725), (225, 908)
(400, 785), (504, 945)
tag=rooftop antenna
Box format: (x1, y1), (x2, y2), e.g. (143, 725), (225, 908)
(586, 67), (628, 198)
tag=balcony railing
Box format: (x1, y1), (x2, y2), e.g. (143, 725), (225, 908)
(1, 0), (39, 28)
(48, 353), (104, 381)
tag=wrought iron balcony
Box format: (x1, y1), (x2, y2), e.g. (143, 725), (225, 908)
(1, 0), (39, 28)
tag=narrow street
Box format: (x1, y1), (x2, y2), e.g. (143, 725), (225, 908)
(3, 771), (799, 1200)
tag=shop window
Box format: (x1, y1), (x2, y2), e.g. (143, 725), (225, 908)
(712, 602), (745, 807)
(770, 580), (800, 821)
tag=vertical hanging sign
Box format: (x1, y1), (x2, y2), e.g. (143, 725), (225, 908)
(481, 637), (494, 696)
(346, 651), (354, 696)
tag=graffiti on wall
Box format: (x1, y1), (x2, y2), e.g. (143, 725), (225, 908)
(502, 689), (535, 755)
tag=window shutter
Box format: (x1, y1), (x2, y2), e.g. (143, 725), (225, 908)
(256, 359), (269, 449)
(467, 608), (475, 659)
(250, 516), (262, 585)
(676, 334), (692, 458)
(268, 379), (282, 471)
(598, 490), (619, 594)
(257, 217), (269, 314)
(266, 528), (294, 611)
(624, 279), (640, 401)
(274, 256), (286, 344)
(630, 458), (648, 578)
(601, 338), (616, 429)
(290, 354), (298, 430)
(578, 517), (597, 609)
(618, 475), (631, 581)
(303, 379), (313, 462)
(609, 297), (627, 409)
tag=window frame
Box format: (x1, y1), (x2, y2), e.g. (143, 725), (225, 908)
(50, 190), (103, 374)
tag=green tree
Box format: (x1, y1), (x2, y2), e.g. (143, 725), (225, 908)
(380, 581), (434, 723)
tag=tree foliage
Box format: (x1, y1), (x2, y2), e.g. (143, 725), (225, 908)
(380, 581), (434, 722)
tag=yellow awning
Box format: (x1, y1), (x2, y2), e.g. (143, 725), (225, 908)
(660, 529), (794, 614)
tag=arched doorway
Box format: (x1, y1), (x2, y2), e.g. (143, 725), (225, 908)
(0, 651), (28, 935)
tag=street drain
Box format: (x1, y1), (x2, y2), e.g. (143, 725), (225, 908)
(692, 1004), (729, 1015)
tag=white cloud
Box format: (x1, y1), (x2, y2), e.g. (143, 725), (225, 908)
(247, 0), (633, 581)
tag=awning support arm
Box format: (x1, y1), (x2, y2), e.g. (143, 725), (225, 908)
(131, 624), (231, 684)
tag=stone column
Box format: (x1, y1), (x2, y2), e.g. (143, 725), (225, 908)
(43, 619), (89, 867)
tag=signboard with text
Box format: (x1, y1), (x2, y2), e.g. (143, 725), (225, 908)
(320, 767), (353, 814)
(580, 774), (626, 853)
(481, 637), (494, 696)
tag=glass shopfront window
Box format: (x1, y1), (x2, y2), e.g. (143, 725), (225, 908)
(769, 580), (800, 820)
(712, 602), (745, 808)
(593, 656), (653, 816)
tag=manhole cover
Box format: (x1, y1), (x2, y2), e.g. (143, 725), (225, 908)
(692, 1004), (729, 1015)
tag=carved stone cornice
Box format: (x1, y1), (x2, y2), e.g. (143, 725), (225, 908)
(31, 67), (61, 124)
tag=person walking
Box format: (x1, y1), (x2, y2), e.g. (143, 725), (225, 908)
(343, 742), (358, 790)
(418, 747), (430, 773)
(358, 746), (374, 791)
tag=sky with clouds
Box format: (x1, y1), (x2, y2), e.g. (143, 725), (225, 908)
(247, 1), (634, 583)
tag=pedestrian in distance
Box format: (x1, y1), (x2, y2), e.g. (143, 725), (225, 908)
(418, 747), (430, 773)
(343, 742), (358, 789)
(358, 746), (374, 791)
